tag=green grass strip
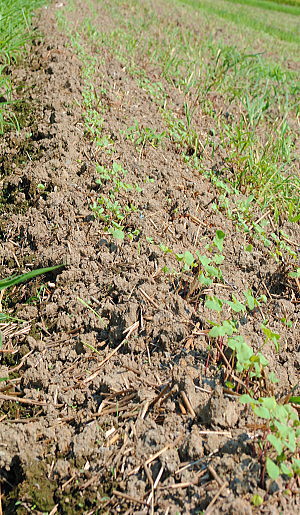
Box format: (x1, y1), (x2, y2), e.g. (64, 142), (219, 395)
(0, 0), (46, 134)
(270, 0), (300, 6)
(175, 0), (300, 44)
(224, 0), (300, 16)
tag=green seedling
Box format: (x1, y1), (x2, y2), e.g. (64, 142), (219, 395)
(280, 318), (293, 328)
(205, 295), (223, 313)
(26, 283), (48, 305)
(175, 251), (196, 271)
(123, 122), (166, 148)
(227, 335), (268, 378)
(108, 223), (125, 241)
(261, 324), (280, 352)
(208, 319), (237, 338)
(159, 243), (172, 254)
(77, 296), (103, 321)
(251, 494), (264, 507)
(195, 252), (224, 287)
(225, 295), (246, 313)
(213, 230), (226, 252)
(240, 394), (300, 480)
(243, 288), (266, 310)
(81, 341), (102, 356)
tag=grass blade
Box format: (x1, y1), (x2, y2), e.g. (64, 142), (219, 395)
(0, 264), (64, 291)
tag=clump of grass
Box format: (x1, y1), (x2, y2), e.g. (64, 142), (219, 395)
(0, 0), (45, 133)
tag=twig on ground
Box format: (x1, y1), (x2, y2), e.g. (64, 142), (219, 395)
(122, 364), (158, 387)
(112, 489), (149, 506)
(84, 321), (139, 384)
(0, 393), (60, 407)
(49, 505), (58, 515)
(204, 482), (228, 514)
(61, 474), (77, 491)
(146, 464), (164, 509)
(8, 349), (34, 373)
(175, 461), (206, 475)
(180, 391), (196, 418)
(199, 430), (231, 437)
(207, 465), (224, 487)
(83, 337), (127, 384)
(139, 287), (160, 309)
(149, 381), (174, 409)
(161, 469), (206, 489)
(145, 434), (183, 467)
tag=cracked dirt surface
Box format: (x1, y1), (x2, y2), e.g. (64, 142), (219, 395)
(0, 1), (299, 513)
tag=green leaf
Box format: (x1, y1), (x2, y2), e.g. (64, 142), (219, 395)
(159, 243), (172, 254)
(258, 294), (267, 304)
(198, 274), (213, 286)
(282, 404), (298, 422)
(266, 458), (280, 480)
(228, 336), (253, 363)
(251, 494), (263, 507)
(243, 289), (256, 310)
(209, 325), (226, 337)
(254, 352), (268, 367)
(208, 320), (235, 337)
(109, 228), (125, 240)
(239, 394), (256, 405)
(204, 265), (220, 277)
(253, 406), (271, 419)
(269, 372), (279, 384)
(0, 265), (64, 292)
(267, 434), (283, 455)
(225, 381), (235, 389)
(213, 230), (225, 252)
(261, 397), (277, 411)
(288, 268), (300, 278)
(212, 254), (224, 265)
(183, 250), (195, 266)
(226, 295), (246, 313)
(205, 296), (223, 312)
(245, 244), (253, 252)
(286, 432), (296, 453)
(261, 325), (280, 352)
(222, 320), (236, 335)
(291, 458), (300, 475)
(273, 406), (289, 424)
(280, 463), (292, 477)
(198, 255), (211, 267)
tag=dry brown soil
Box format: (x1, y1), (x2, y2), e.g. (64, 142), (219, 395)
(0, 1), (299, 514)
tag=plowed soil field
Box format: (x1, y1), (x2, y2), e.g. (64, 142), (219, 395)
(0, 0), (299, 513)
